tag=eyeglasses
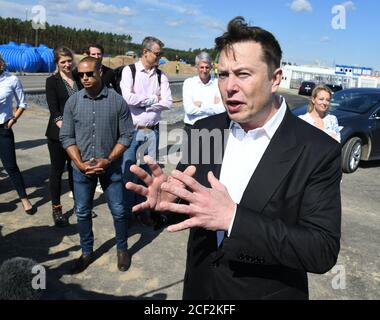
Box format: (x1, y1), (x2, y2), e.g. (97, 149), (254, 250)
(77, 71), (96, 78)
(147, 49), (162, 57)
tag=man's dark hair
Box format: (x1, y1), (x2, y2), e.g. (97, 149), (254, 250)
(78, 56), (102, 70)
(86, 43), (104, 55)
(215, 16), (282, 76)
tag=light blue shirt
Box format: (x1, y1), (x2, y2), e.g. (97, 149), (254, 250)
(0, 71), (27, 124)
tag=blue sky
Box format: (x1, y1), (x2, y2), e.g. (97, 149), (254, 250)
(1, 0), (378, 69)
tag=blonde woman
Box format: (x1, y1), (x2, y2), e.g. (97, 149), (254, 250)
(299, 85), (341, 142)
(45, 47), (83, 226)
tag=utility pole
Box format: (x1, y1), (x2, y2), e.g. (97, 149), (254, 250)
(25, 9), (28, 44)
(35, 28), (39, 47)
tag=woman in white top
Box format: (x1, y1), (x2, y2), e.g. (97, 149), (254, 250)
(299, 85), (341, 142)
(0, 54), (35, 215)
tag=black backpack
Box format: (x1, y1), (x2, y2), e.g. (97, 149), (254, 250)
(114, 63), (162, 95)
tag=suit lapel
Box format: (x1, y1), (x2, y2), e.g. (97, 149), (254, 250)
(196, 113), (230, 186)
(240, 109), (304, 213)
(56, 73), (69, 102)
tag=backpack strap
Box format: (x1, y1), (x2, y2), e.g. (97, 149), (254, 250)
(128, 63), (161, 91)
(128, 63), (136, 90)
(156, 67), (162, 87)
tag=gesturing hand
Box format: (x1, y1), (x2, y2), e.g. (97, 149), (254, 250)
(160, 170), (236, 233)
(125, 156), (196, 213)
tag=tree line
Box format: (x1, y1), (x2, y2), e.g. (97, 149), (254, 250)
(0, 17), (217, 64)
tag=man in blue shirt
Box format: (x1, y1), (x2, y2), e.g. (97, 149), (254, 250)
(60, 56), (134, 274)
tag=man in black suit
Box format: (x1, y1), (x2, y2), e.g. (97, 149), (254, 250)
(126, 16), (342, 300)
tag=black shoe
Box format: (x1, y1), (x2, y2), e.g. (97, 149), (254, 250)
(52, 205), (69, 227)
(117, 250), (131, 272)
(25, 206), (37, 215)
(70, 253), (95, 274)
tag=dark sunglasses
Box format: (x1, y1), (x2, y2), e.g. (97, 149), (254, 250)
(77, 71), (96, 78)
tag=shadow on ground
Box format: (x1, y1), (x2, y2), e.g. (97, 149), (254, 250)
(15, 138), (47, 151)
(0, 212), (169, 299)
(359, 159), (380, 169)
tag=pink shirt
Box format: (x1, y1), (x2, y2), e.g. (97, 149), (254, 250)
(120, 60), (172, 126)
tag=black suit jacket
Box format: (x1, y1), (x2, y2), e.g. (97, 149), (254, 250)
(177, 108), (342, 300)
(45, 73), (83, 140)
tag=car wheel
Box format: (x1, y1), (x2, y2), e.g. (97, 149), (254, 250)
(342, 137), (362, 173)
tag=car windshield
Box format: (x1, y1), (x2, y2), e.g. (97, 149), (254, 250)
(329, 91), (380, 114)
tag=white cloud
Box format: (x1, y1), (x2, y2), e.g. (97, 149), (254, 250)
(0, 1), (32, 16)
(77, 0), (135, 16)
(38, 0), (70, 13)
(320, 36), (331, 43)
(290, 0), (312, 12)
(340, 1), (356, 10)
(198, 17), (225, 31)
(166, 20), (186, 27)
(139, 0), (199, 15)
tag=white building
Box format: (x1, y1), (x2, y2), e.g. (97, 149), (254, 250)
(280, 64), (380, 90)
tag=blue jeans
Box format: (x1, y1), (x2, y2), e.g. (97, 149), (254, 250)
(0, 127), (27, 199)
(121, 127), (159, 210)
(73, 166), (128, 255)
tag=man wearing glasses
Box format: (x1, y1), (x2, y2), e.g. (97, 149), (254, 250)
(60, 56), (134, 274)
(119, 36), (172, 228)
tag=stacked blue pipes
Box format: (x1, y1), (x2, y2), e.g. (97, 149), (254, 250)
(0, 42), (55, 73)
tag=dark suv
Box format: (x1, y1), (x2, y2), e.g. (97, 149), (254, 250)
(325, 84), (343, 93)
(298, 81), (316, 96)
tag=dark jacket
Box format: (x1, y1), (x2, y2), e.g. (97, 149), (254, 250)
(178, 108), (342, 300)
(45, 73), (83, 140)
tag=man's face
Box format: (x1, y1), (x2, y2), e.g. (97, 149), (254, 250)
(218, 41), (282, 130)
(77, 61), (101, 89)
(196, 61), (211, 82)
(88, 47), (103, 63)
(143, 43), (162, 67)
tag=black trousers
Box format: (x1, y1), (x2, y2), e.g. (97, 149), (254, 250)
(47, 138), (73, 206)
(0, 127), (27, 198)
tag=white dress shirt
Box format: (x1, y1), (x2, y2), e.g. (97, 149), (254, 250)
(219, 97), (287, 240)
(182, 75), (225, 125)
(0, 71), (27, 124)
